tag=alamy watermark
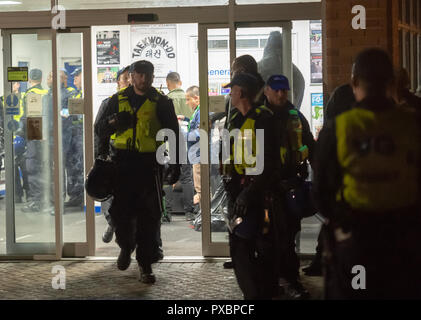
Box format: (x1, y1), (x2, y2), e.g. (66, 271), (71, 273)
(352, 5), (366, 30)
(351, 265), (366, 290)
(51, 265), (66, 290)
(156, 128), (265, 176)
(52, 5), (66, 30)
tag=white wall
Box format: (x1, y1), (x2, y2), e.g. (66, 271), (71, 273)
(89, 22), (323, 133)
(11, 34), (52, 90)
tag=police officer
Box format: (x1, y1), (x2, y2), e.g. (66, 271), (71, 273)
(223, 72), (280, 300)
(222, 55), (266, 270)
(264, 75), (315, 299)
(304, 84), (356, 277)
(94, 65), (131, 243)
(64, 67), (84, 208)
(21, 69), (49, 212)
(314, 48), (421, 299)
(95, 60), (180, 284)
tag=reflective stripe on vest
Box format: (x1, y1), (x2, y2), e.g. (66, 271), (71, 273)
(230, 106), (270, 175)
(336, 106), (420, 211)
(280, 109), (309, 166)
(110, 90), (162, 153)
(19, 87), (48, 121)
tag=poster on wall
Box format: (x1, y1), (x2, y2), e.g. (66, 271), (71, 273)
(96, 31), (120, 65)
(310, 54), (323, 84)
(97, 66), (119, 84)
(311, 93), (324, 139)
(130, 25), (177, 89)
(310, 21), (322, 84)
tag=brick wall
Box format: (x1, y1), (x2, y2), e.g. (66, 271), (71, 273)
(322, 0), (395, 96)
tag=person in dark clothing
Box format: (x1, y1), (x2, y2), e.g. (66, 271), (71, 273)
(264, 74), (315, 299)
(94, 66), (130, 243)
(223, 72), (280, 300)
(95, 60), (180, 284)
(304, 83), (356, 277)
(222, 55), (266, 270)
(324, 84), (356, 121)
(314, 48), (421, 299)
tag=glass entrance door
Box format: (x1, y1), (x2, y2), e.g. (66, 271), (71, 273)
(1, 28), (93, 258)
(2, 29), (56, 255)
(198, 22), (292, 257)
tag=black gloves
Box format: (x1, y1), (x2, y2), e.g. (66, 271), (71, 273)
(108, 111), (133, 133)
(233, 186), (251, 217)
(164, 164), (181, 185)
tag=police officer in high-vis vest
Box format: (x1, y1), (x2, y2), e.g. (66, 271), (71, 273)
(222, 73), (280, 300)
(314, 48), (421, 299)
(20, 69), (50, 213)
(264, 75), (315, 299)
(95, 60), (180, 284)
(63, 67), (85, 208)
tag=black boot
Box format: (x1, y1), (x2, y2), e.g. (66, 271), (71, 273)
(139, 263), (156, 284)
(117, 248), (133, 271)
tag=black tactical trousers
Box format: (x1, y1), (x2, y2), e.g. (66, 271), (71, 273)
(324, 210), (421, 299)
(109, 161), (162, 268)
(179, 164), (194, 213)
(278, 208), (301, 282)
(227, 197), (277, 300)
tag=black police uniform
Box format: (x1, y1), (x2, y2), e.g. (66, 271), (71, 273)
(268, 99), (315, 291)
(95, 85), (179, 272)
(314, 96), (421, 299)
(224, 104), (280, 300)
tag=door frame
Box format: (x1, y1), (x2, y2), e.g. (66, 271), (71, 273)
(1, 27), (93, 259)
(198, 21), (293, 256)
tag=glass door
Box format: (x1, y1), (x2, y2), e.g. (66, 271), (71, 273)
(2, 29), (56, 256)
(56, 28), (94, 257)
(1, 28), (93, 258)
(198, 22), (292, 257)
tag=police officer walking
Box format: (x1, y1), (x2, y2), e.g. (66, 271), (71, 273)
(223, 72), (280, 299)
(264, 75), (315, 299)
(314, 48), (421, 299)
(95, 60), (180, 283)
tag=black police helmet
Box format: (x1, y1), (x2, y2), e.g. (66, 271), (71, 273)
(85, 158), (115, 202)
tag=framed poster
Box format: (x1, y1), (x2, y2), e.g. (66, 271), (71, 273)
(310, 54), (323, 84)
(310, 21), (323, 84)
(311, 93), (324, 139)
(130, 25), (177, 89)
(96, 30), (120, 65)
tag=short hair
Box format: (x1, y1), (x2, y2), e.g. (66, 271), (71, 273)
(232, 55), (258, 75)
(352, 48), (394, 96)
(166, 72), (181, 83)
(186, 85), (200, 97)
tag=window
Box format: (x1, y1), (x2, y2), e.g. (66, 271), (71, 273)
(58, 0), (227, 9)
(236, 38), (259, 48)
(0, 0), (50, 12)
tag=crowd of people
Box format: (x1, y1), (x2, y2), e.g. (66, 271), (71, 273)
(90, 47), (421, 299)
(3, 44), (419, 300)
(0, 67), (85, 214)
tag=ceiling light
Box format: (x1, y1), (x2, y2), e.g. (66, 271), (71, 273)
(0, 1), (22, 5)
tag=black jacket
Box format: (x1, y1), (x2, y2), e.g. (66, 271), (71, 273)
(225, 105), (280, 198)
(94, 85), (180, 164)
(267, 100), (315, 181)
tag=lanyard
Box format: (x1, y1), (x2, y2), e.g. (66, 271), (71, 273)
(188, 105), (200, 131)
